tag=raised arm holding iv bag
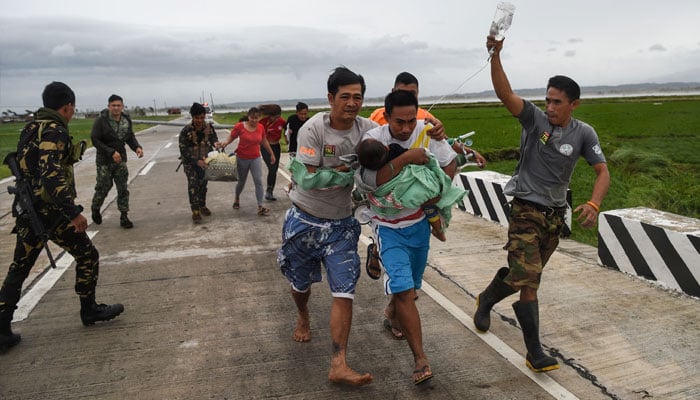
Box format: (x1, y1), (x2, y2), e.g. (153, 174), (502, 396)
(488, 2), (515, 58)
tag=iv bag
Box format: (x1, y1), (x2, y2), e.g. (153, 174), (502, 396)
(489, 2), (516, 40)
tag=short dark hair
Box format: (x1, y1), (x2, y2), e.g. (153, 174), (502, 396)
(108, 94), (123, 104)
(190, 102), (206, 116)
(356, 138), (388, 170)
(547, 75), (581, 101)
(394, 72), (419, 88)
(384, 90), (419, 116)
(247, 107), (260, 118)
(295, 102), (308, 112)
(258, 104), (281, 117)
(327, 66), (366, 96)
(42, 81), (75, 110)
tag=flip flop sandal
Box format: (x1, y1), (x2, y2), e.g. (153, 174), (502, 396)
(413, 365), (434, 385)
(365, 243), (382, 280)
(257, 207), (270, 216)
(383, 318), (405, 340)
(232, 202), (240, 209)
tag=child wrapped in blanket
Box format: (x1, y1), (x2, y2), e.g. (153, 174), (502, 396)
(355, 138), (467, 241)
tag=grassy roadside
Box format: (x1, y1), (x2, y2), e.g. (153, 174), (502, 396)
(214, 96), (700, 246)
(0, 114), (179, 178)
(3, 98), (699, 246)
(427, 97), (700, 245)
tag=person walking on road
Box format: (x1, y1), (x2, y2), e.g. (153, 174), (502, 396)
(258, 104), (285, 201)
(284, 101), (309, 157)
(473, 36), (610, 373)
(90, 94), (143, 229)
(1, 82), (124, 351)
(277, 67), (377, 386)
(178, 102), (219, 224)
(369, 72), (435, 125)
(355, 89), (457, 385)
(216, 107), (275, 216)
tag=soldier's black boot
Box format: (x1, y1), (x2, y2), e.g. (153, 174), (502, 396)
(512, 300), (559, 372)
(0, 307), (21, 352)
(474, 267), (517, 332)
(120, 212), (133, 229)
(80, 296), (124, 326)
(91, 206), (102, 225)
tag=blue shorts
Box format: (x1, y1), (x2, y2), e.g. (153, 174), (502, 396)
(278, 205), (361, 299)
(376, 219), (430, 295)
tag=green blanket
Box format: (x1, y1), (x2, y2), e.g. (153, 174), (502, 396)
(364, 157), (467, 227)
(287, 157), (354, 190)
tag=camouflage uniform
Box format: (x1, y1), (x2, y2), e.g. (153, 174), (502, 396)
(0, 108), (99, 320)
(178, 122), (218, 211)
(91, 109), (141, 213)
(503, 199), (565, 290)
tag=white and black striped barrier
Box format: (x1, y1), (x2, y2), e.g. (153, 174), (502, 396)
(597, 207), (700, 297)
(453, 170), (573, 237)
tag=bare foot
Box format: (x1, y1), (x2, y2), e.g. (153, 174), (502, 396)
(293, 310), (311, 342)
(413, 359), (433, 385)
(328, 364), (373, 386)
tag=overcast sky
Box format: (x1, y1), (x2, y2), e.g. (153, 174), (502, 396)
(1, 0), (699, 112)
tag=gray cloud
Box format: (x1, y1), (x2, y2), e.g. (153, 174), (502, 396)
(649, 43), (667, 52)
(0, 17), (476, 109)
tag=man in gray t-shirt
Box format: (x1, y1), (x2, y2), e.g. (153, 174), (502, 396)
(473, 36), (610, 373)
(278, 66), (376, 387)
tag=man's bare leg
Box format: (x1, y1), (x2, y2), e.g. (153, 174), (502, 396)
(291, 288), (311, 342)
(328, 297), (373, 386)
(395, 289), (432, 383)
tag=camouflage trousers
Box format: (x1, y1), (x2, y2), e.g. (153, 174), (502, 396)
(503, 199), (565, 290)
(183, 163), (208, 211)
(92, 162), (130, 212)
(0, 211), (100, 318)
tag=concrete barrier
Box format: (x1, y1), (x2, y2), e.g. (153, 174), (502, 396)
(597, 207), (700, 297)
(453, 170), (573, 236)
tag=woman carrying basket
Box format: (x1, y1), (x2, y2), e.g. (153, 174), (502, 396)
(216, 107), (276, 216)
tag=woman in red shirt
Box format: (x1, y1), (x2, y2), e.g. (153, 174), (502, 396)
(259, 104), (286, 201)
(216, 107), (276, 216)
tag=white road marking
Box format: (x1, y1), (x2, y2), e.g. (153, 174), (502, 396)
(139, 161), (156, 175)
(421, 282), (579, 400)
(13, 231), (98, 322)
(10, 155), (577, 397)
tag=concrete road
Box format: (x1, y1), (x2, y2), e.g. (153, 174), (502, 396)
(1, 122), (698, 399)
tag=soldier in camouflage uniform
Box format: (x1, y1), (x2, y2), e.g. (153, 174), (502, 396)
(178, 102), (219, 224)
(90, 94), (144, 228)
(0, 82), (124, 352)
(473, 37), (610, 373)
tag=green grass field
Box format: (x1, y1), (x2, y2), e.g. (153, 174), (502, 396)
(0, 114), (177, 177)
(3, 98), (699, 246)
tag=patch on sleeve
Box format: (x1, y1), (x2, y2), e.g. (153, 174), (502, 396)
(298, 146), (316, 157)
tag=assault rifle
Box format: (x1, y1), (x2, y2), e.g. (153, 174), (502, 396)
(3, 152), (57, 268)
